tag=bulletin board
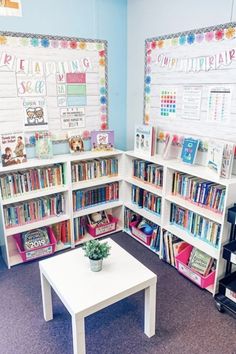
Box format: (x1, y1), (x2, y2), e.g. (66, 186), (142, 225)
(0, 31), (108, 142)
(144, 22), (236, 141)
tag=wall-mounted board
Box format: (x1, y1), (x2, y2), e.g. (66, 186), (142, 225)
(0, 31), (108, 141)
(144, 22), (236, 141)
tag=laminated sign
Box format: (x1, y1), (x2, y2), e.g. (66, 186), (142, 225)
(0, 0), (22, 16)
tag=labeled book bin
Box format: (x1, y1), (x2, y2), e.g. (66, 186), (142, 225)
(175, 245), (216, 289)
(129, 220), (153, 246)
(87, 214), (118, 238)
(14, 227), (57, 262)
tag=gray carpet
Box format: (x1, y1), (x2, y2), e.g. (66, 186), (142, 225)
(0, 232), (236, 354)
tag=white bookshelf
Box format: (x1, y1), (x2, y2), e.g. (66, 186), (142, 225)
(123, 150), (236, 295)
(0, 150), (124, 268)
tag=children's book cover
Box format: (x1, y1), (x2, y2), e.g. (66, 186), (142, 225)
(220, 143), (235, 179)
(1, 133), (27, 167)
(91, 130), (114, 151)
(181, 138), (200, 164)
(134, 125), (156, 157)
(35, 131), (53, 159)
(207, 140), (224, 175)
(68, 132), (84, 154)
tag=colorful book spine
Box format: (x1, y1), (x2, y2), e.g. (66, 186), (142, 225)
(131, 185), (161, 215)
(71, 158), (118, 183)
(73, 182), (119, 211)
(73, 216), (87, 242)
(170, 203), (221, 248)
(51, 220), (71, 244)
(133, 159), (163, 188)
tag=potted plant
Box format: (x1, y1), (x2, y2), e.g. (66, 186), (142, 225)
(82, 239), (111, 272)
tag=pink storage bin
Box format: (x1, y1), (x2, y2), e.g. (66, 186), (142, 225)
(87, 214), (118, 238)
(175, 245), (216, 289)
(129, 221), (152, 246)
(14, 227), (57, 262)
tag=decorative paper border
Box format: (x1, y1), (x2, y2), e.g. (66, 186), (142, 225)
(144, 21), (236, 124)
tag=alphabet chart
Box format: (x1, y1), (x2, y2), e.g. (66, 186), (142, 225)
(0, 32), (108, 140)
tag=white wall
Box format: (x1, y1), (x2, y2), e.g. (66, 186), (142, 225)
(127, 0), (235, 149)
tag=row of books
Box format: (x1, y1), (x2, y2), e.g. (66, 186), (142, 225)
(51, 220), (71, 244)
(172, 172), (226, 213)
(3, 194), (65, 228)
(131, 185), (161, 215)
(71, 158), (118, 183)
(73, 216), (87, 242)
(124, 207), (160, 252)
(73, 182), (119, 211)
(133, 159), (163, 187)
(161, 231), (188, 266)
(170, 203), (221, 247)
(0, 164), (64, 200)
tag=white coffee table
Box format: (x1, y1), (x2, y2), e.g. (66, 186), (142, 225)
(39, 238), (157, 354)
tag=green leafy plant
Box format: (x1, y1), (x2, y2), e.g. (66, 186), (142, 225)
(82, 239), (111, 260)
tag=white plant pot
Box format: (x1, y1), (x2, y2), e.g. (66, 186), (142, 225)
(89, 258), (103, 272)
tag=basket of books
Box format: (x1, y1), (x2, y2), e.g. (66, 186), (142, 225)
(129, 220), (154, 246)
(13, 226), (57, 262)
(86, 211), (118, 237)
(175, 245), (216, 289)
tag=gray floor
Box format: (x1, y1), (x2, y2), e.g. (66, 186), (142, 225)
(0, 232), (236, 354)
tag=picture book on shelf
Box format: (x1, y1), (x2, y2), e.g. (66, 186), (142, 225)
(134, 124), (156, 157)
(0, 133), (27, 167)
(162, 134), (173, 160)
(91, 130), (114, 151)
(35, 131), (53, 159)
(181, 137), (200, 164)
(207, 140), (224, 176)
(188, 247), (214, 276)
(68, 132), (84, 154)
(220, 143), (235, 179)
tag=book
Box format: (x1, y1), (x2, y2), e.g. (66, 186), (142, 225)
(91, 130), (114, 151)
(188, 247), (214, 276)
(181, 137), (200, 165)
(68, 132), (84, 153)
(162, 134), (173, 160)
(220, 143), (235, 179)
(134, 124), (156, 157)
(207, 140), (224, 176)
(1, 133), (27, 167)
(35, 131), (53, 159)
(22, 228), (50, 251)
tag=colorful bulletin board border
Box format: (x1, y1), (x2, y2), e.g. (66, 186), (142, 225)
(0, 31), (108, 143)
(144, 22), (236, 142)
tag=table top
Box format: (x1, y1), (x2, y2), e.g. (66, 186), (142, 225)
(39, 238), (157, 316)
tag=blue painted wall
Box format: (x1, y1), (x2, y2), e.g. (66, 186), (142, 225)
(0, 0), (127, 150)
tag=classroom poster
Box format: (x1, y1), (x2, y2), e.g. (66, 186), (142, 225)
(60, 107), (85, 129)
(182, 86), (202, 120)
(0, 0), (22, 16)
(23, 97), (48, 131)
(160, 88), (177, 118)
(207, 86), (232, 123)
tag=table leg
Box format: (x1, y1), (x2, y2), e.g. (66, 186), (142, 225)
(40, 271), (53, 321)
(72, 315), (86, 354)
(144, 283), (156, 337)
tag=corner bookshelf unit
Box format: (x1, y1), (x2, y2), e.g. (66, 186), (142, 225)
(0, 150), (124, 268)
(123, 151), (236, 295)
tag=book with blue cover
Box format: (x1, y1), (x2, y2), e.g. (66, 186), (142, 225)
(181, 138), (200, 165)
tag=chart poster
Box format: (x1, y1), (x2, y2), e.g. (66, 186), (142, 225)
(60, 107), (85, 129)
(23, 97), (48, 131)
(0, 0), (22, 16)
(160, 88), (177, 118)
(182, 86), (202, 120)
(207, 86), (232, 123)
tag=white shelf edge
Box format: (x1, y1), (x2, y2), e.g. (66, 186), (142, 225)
(6, 214), (70, 237)
(124, 177), (163, 197)
(164, 223), (220, 260)
(73, 201), (123, 218)
(124, 202), (162, 226)
(72, 176), (122, 191)
(165, 194), (223, 224)
(1, 185), (68, 205)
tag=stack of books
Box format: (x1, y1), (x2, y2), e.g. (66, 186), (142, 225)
(162, 230), (188, 266)
(131, 185), (161, 215)
(133, 159), (163, 187)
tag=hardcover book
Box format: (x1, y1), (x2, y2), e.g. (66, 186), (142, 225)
(35, 131), (53, 159)
(91, 130), (114, 151)
(181, 137), (200, 165)
(207, 140), (224, 176)
(162, 134), (173, 160)
(188, 247), (214, 276)
(220, 143), (235, 179)
(1, 133), (27, 167)
(68, 132), (84, 154)
(134, 124), (156, 157)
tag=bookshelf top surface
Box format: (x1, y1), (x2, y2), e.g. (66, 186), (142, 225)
(0, 149), (123, 173)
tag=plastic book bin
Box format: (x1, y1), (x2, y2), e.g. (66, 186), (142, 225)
(175, 245), (216, 289)
(129, 221), (153, 246)
(86, 214), (118, 238)
(14, 227), (57, 262)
